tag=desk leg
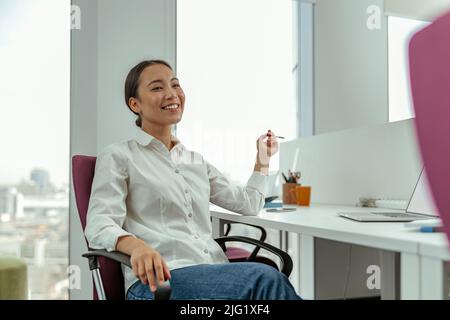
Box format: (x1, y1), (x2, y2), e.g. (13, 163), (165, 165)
(380, 251), (399, 300)
(211, 217), (225, 238)
(420, 257), (445, 300)
(298, 234), (315, 300)
(279, 231), (289, 252)
(400, 252), (420, 300)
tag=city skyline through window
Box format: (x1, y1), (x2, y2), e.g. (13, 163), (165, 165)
(0, 0), (70, 299)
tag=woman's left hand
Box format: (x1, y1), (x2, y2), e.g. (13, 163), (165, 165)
(256, 130), (279, 167)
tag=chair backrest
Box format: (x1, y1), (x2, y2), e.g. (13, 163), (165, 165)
(409, 10), (450, 243)
(72, 155), (125, 300)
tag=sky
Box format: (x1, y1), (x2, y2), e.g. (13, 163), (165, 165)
(0, 0), (70, 186)
(388, 16), (430, 122)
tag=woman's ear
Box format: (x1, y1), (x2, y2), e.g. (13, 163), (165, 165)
(128, 97), (140, 114)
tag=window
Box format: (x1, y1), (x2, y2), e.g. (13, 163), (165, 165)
(388, 16), (429, 122)
(0, 0), (70, 299)
(176, 0), (297, 185)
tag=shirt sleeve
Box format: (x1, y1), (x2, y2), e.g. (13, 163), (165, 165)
(84, 145), (136, 252)
(206, 161), (268, 216)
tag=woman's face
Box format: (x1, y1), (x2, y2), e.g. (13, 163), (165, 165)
(130, 64), (185, 129)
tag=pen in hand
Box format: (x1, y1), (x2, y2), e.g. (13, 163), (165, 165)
(267, 130), (285, 140)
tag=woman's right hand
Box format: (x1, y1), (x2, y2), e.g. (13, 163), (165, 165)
(130, 243), (171, 292)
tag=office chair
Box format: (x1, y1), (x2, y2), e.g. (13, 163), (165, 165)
(409, 10), (450, 243)
(72, 155), (293, 300)
(223, 223), (278, 270)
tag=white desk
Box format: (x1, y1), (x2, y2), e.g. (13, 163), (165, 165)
(415, 233), (450, 299)
(210, 203), (450, 300)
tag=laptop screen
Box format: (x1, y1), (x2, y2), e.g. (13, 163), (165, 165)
(406, 168), (439, 216)
(267, 171), (282, 198)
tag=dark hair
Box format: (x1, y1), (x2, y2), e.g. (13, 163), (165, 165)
(124, 59), (173, 127)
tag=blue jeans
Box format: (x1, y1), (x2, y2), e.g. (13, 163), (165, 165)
(126, 262), (301, 300)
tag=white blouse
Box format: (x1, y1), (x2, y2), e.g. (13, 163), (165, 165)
(84, 129), (268, 293)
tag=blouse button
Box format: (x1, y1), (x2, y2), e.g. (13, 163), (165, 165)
(175, 169), (180, 174)
(204, 249), (209, 254)
(188, 213), (193, 218)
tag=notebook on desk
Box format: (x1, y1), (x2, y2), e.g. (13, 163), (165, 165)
(338, 168), (440, 222)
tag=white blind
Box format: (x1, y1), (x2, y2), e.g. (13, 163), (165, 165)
(385, 0), (450, 21)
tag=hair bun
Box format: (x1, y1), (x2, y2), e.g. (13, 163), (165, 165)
(135, 116), (142, 127)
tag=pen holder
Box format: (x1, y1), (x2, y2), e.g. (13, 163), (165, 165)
(296, 186), (311, 206)
(282, 183), (298, 205)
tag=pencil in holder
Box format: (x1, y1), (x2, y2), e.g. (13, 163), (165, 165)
(282, 183), (298, 205)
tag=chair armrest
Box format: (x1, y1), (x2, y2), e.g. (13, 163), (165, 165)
(214, 236), (293, 277)
(224, 222), (267, 242)
(223, 223), (268, 259)
(82, 249), (171, 300)
(82, 249), (132, 269)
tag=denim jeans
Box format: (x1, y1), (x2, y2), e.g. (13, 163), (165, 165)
(126, 262), (301, 300)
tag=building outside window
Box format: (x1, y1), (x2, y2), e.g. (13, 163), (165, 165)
(0, 0), (70, 299)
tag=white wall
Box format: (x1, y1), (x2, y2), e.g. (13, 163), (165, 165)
(314, 0), (388, 134)
(70, 0), (98, 301)
(280, 119), (422, 299)
(298, 1), (315, 137)
(280, 119), (422, 206)
(69, 0), (176, 300)
(97, 0), (176, 150)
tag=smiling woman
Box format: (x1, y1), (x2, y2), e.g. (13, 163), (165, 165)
(83, 59), (300, 300)
(123, 60), (185, 151)
(124, 60), (184, 130)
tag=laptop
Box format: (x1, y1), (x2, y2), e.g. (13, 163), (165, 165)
(338, 168), (439, 222)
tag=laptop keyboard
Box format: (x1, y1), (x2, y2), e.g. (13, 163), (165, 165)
(373, 212), (422, 218)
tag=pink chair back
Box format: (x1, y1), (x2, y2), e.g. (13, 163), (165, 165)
(409, 10), (450, 244)
(72, 155), (126, 300)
